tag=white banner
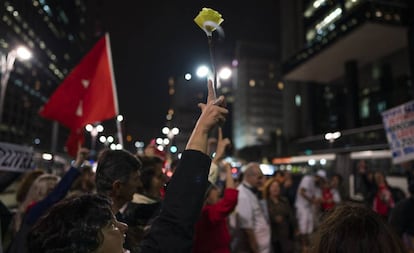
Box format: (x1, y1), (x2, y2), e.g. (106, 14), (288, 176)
(382, 100), (414, 164)
(0, 142), (34, 172)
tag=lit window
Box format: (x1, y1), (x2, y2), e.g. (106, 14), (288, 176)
(277, 82), (284, 90)
(256, 127), (264, 135)
(295, 95), (301, 107)
(249, 79), (256, 87)
(361, 98), (370, 118)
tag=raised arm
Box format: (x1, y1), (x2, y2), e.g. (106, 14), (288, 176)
(141, 80), (228, 253)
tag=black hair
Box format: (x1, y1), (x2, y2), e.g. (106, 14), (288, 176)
(28, 194), (113, 253)
(95, 149), (142, 194)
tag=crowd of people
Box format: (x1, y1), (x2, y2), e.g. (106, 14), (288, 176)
(0, 80), (413, 253)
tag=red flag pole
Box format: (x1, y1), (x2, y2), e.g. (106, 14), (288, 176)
(104, 33), (123, 146)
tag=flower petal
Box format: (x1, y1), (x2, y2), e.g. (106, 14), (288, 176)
(194, 8), (224, 35)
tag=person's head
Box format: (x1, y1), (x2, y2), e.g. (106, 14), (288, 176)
(312, 203), (406, 253)
(24, 173), (60, 204)
(205, 183), (221, 205)
(16, 169), (45, 203)
(315, 169), (327, 186)
(242, 162), (264, 188)
(283, 171), (293, 187)
(28, 194), (128, 253)
(262, 178), (281, 200)
(274, 170), (285, 184)
(71, 165), (96, 194)
(330, 173), (343, 189)
(95, 149), (142, 212)
(136, 155), (165, 198)
(374, 171), (387, 186)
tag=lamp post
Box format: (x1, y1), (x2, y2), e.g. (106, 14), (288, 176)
(325, 131), (341, 148)
(161, 126), (179, 156)
(0, 46), (32, 122)
(99, 135), (114, 147)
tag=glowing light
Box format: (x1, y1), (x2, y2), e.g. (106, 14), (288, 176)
(196, 65), (210, 78)
(42, 153), (53, 160)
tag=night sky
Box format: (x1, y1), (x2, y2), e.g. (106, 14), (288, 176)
(99, 1), (279, 144)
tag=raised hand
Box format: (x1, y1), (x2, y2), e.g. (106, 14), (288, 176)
(73, 147), (89, 168)
(213, 127), (231, 164)
(186, 79), (228, 154)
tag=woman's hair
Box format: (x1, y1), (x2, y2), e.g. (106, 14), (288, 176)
(312, 203), (406, 253)
(262, 177), (279, 200)
(16, 169), (45, 203)
(28, 194), (114, 253)
(136, 155), (163, 193)
(25, 174), (60, 203)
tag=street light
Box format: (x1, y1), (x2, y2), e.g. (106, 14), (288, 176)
(99, 135), (114, 146)
(194, 65), (232, 91)
(0, 46), (32, 122)
(85, 123), (104, 155)
(324, 131), (341, 142)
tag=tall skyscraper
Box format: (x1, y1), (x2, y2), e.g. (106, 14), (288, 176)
(232, 41), (283, 153)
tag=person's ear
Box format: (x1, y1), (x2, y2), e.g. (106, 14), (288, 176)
(112, 180), (123, 194)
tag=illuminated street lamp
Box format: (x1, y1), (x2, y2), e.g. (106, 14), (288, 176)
(99, 135), (114, 146)
(325, 131), (341, 143)
(85, 123), (104, 154)
(0, 46), (32, 122)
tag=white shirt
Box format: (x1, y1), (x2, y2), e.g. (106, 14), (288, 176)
(236, 183), (271, 253)
(295, 175), (317, 209)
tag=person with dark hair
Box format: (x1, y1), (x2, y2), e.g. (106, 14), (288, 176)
(95, 149), (142, 214)
(69, 164), (96, 195)
(27, 79), (228, 253)
(27, 194), (127, 253)
(311, 203), (406, 253)
(372, 171), (395, 220)
(122, 155), (165, 252)
(389, 182), (414, 252)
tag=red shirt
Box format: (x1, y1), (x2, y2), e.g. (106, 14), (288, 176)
(192, 188), (238, 253)
(373, 184), (395, 217)
(321, 188), (335, 211)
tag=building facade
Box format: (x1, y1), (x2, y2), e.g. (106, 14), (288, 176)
(0, 0), (100, 155)
(282, 0), (413, 154)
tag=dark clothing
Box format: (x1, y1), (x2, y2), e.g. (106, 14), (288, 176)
(122, 201), (162, 253)
(389, 197), (414, 237)
(266, 197), (297, 253)
(6, 167), (80, 253)
(139, 150), (211, 253)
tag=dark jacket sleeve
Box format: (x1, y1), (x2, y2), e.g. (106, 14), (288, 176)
(25, 167), (80, 225)
(140, 150), (211, 253)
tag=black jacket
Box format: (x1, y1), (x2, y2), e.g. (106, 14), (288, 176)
(139, 150), (211, 253)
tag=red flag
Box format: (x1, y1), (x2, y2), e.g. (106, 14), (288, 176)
(65, 129), (85, 158)
(39, 33), (119, 156)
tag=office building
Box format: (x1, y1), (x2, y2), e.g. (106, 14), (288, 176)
(0, 0), (100, 154)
